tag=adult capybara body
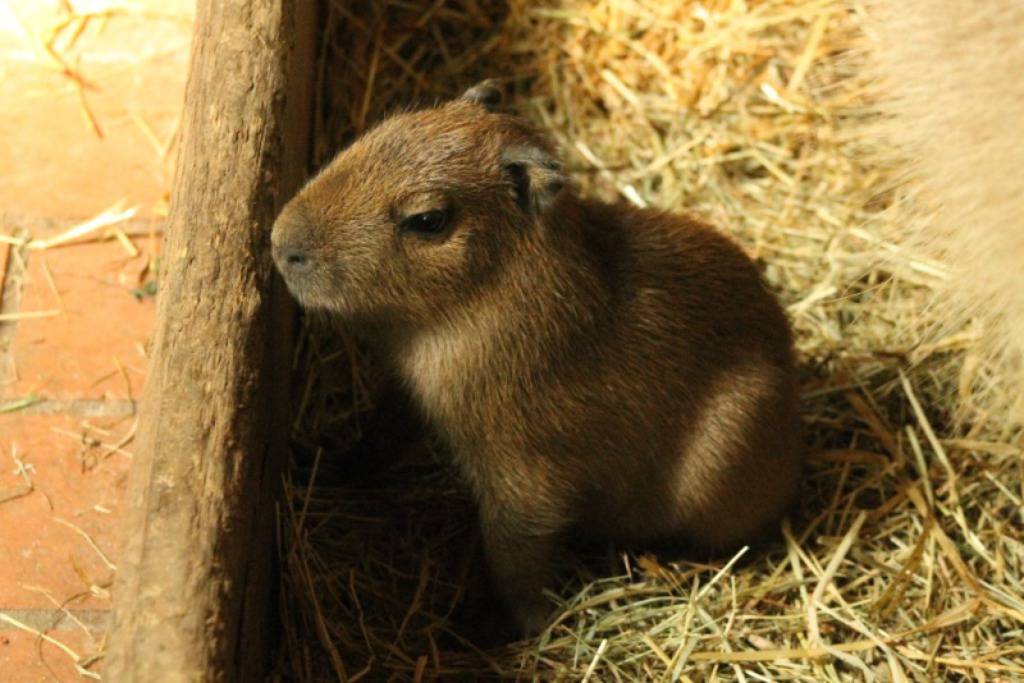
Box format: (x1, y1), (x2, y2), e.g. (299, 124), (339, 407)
(871, 0), (1024, 419)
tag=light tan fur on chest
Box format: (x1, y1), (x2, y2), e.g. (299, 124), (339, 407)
(399, 303), (505, 426)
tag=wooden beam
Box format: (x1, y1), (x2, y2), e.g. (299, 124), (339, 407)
(106, 0), (316, 678)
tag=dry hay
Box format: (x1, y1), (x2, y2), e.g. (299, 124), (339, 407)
(274, 1), (1024, 680)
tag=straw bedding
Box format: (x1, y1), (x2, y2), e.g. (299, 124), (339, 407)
(274, 1), (1024, 680)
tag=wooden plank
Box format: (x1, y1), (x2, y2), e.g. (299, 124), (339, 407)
(105, 0), (316, 679)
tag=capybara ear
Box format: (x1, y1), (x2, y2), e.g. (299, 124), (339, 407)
(500, 144), (566, 216)
(460, 79), (503, 111)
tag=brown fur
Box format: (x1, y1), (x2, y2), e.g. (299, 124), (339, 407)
(271, 85), (802, 634)
(870, 0), (1024, 420)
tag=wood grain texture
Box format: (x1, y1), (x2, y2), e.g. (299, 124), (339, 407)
(106, 1), (316, 679)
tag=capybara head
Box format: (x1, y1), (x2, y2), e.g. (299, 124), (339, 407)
(271, 81), (566, 324)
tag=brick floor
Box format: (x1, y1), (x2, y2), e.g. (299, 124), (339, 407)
(0, 1), (193, 679)
(0, 630), (103, 683)
(2, 221), (156, 402)
(0, 415), (132, 612)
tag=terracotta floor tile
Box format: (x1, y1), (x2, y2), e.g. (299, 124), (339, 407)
(0, 628), (103, 682)
(0, 414), (132, 613)
(0, 1), (194, 218)
(1, 236), (155, 402)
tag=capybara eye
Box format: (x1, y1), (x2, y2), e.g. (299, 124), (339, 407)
(400, 210), (449, 236)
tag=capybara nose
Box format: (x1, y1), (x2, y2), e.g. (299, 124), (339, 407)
(272, 243), (312, 273)
(271, 200), (317, 275)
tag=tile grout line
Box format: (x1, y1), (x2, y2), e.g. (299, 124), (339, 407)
(1, 398), (138, 418)
(1, 213), (164, 238)
(0, 608), (111, 632)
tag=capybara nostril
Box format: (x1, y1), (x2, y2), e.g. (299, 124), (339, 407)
(284, 247), (309, 267)
(271, 243), (311, 272)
